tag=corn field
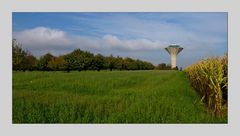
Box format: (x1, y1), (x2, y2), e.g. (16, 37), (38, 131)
(185, 54), (228, 118)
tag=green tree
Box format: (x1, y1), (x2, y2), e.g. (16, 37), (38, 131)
(106, 54), (116, 71)
(63, 54), (75, 72)
(82, 51), (94, 70)
(91, 54), (104, 71)
(158, 63), (167, 70)
(64, 49), (94, 72)
(136, 59), (144, 70)
(12, 39), (37, 71)
(13, 39), (26, 71)
(166, 64), (171, 70)
(141, 61), (154, 70)
(25, 53), (38, 71)
(38, 53), (54, 71)
(115, 56), (124, 70)
(124, 57), (138, 70)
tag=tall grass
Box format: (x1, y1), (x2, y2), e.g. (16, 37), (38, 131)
(184, 54), (228, 118)
(13, 70), (227, 123)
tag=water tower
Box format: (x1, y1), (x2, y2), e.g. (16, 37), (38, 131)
(165, 44), (183, 69)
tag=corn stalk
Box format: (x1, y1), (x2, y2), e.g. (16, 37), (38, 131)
(185, 55), (227, 118)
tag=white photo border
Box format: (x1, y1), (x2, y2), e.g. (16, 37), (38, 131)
(0, 0), (239, 136)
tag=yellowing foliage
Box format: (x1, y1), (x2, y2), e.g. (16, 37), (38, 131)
(185, 54), (227, 118)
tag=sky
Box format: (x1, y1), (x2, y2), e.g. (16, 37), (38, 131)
(12, 12), (227, 68)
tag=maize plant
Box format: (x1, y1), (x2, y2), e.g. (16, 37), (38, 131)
(185, 54), (228, 118)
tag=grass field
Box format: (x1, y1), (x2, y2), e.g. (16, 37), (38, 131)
(12, 70), (227, 123)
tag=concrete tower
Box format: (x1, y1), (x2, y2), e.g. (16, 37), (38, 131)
(165, 45), (183, 69)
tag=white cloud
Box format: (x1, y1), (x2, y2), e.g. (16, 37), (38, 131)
(13, 27), (165, 57)
(102, 34), (164, 51)
(14, 27), (71, 49)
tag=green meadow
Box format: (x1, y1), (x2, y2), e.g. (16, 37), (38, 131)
(12, 70), (227, 123)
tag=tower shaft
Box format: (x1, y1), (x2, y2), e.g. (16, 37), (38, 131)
(171, 54), (177, 68)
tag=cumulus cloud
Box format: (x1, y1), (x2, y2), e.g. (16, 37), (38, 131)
(14, 27), (71, 49)
(102, 35), (164, 51)
(13, 27), (165, 57)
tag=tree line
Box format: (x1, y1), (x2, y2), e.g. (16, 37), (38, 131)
(12, 39), (157, 72)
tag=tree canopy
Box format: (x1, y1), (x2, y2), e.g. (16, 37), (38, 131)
(12, 39), (159, 72)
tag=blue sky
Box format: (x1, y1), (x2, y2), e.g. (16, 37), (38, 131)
(13, 12), (227, 68)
